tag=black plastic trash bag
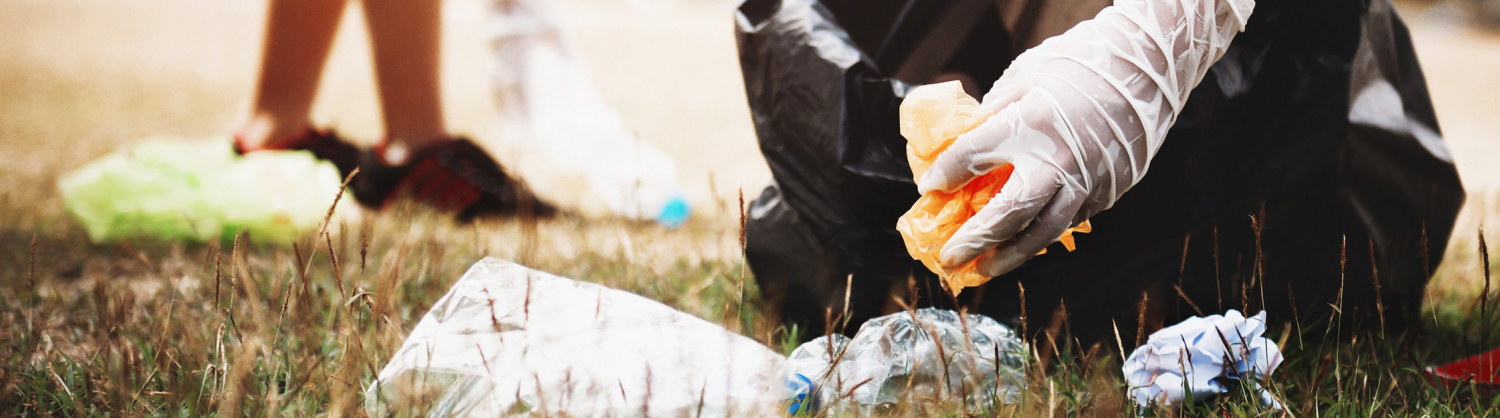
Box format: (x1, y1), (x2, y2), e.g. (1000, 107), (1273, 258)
(736, 0), (1464, 342)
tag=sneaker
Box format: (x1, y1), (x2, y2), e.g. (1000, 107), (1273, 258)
(352, 138), (558, 221)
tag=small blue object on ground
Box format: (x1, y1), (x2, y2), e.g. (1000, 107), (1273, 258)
(784, 373), (817, 415)
(655, 195), (690, 228)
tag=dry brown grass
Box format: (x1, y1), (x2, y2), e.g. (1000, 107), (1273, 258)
(10, 137), (1500, 416)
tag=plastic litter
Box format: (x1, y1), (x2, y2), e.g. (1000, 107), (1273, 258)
(57, 138), (345, 245)
(1426, 347), (1500, 392)
(365, 258), (785, 417)
(895, 81), (1089, 295)
(1121, 310), (1283, 410)
(487, 0), (690, 228)
(781, 308), (1028, 414)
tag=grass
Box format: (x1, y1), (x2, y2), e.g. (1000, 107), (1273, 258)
(0, 203), (766, 416)
(6, 190), (1500, 416)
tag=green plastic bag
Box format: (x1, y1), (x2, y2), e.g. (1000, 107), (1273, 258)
(58, 137), (347, 245)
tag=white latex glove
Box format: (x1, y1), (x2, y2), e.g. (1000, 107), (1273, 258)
(917, 0), (1255, 276)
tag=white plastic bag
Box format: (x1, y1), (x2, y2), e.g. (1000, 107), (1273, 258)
(486, 0), (689, 227)
(366, 258), (785, 417)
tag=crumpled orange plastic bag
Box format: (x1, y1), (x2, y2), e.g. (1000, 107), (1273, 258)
(895, 81), (1090, 295)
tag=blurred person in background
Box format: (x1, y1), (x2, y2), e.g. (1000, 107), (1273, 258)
(738, 0), (1466, 342)
(232, 0), (555, 220)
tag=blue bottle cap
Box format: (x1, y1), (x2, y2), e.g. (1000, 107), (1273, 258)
(655, 195), (690, 228)
(784, 373), (818, 414)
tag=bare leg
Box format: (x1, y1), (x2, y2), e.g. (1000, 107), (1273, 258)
(363, 0), (447, 162)
(235, 0), (349, 150)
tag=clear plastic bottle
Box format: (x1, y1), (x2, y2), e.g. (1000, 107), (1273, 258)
(782, 308), (1029, 414)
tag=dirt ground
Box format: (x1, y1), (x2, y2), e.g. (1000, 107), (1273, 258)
(1, 0), (1498, 251)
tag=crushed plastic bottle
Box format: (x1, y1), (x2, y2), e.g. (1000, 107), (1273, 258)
(366, 258), (786, 417)
(895, 81), (1089, 294)
(781, 308), (1028, 414)
(56, 138), (346, 245)
(487, 0), (690, 228)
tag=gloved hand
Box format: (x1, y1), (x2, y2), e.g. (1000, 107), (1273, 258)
(916, 0), (1255, 276)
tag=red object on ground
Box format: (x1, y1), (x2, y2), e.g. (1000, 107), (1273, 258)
(1428, 347), (1500, 387)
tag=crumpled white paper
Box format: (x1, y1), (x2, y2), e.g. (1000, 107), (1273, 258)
(1121, 310), (1283, 409)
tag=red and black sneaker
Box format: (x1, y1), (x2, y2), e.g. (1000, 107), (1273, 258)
(352, 138), (558, 221)
(232, 128), (361, 180)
